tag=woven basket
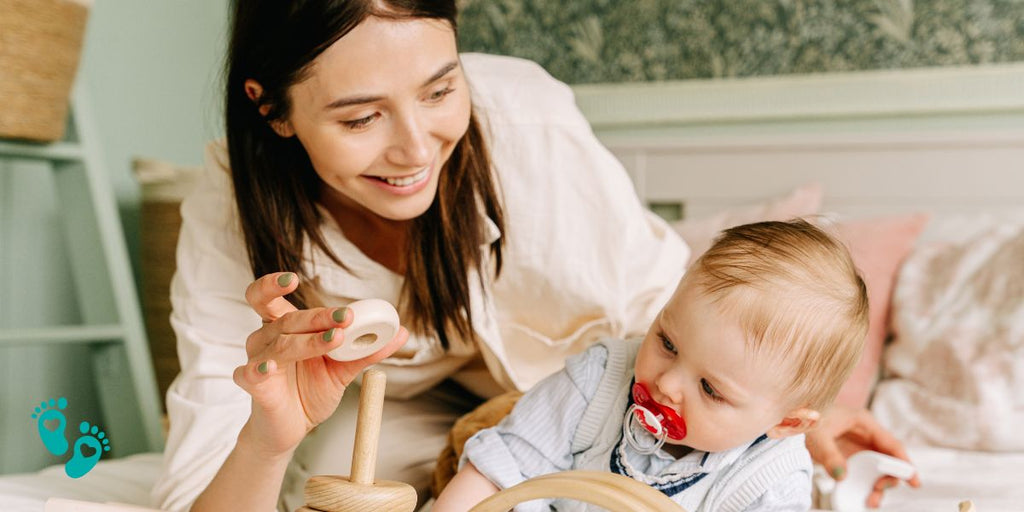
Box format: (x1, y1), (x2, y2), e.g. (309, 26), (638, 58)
(0, 0), (92, 142)
(135, 157), (202, 410)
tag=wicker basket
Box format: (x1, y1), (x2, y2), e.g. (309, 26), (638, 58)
(0, 0), (92, 142)
(135, 157), (202, 411)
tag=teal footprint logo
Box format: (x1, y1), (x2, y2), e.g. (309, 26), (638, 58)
(31, 397), (69, 456)
(66, 421), (111, 479)
(30, 398), (111, 478)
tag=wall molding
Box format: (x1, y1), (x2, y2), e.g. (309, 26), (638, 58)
(572, 62), (1024, 137)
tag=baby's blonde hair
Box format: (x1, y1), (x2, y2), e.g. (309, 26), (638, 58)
(689, 219), (869, 411)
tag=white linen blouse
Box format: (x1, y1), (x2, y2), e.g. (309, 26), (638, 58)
(152, 53), (689, 510)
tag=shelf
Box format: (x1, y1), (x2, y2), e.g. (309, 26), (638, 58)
(0, 140), (84, 162)
(0, 324), (124, 347)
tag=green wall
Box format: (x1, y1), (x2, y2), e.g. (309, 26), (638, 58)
(457, 0), (1024, 83)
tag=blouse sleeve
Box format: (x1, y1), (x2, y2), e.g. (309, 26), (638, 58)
(151, 140), (261, 511)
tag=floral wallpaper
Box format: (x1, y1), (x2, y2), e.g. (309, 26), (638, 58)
(456, 0), (1024, 84)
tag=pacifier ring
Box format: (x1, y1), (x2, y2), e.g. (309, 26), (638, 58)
(623, 404), (666, 455)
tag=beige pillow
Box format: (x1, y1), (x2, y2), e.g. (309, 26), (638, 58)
(670, 183), (823, 266)
(871, 220), (1024, 451)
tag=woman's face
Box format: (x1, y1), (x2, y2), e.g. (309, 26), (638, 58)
(281, 16), (471, 221)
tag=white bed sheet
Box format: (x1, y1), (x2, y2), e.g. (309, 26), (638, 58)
(2, 446), (1022, 511)
(844, 445), (1024, 512)
(0, 453), (160, 512)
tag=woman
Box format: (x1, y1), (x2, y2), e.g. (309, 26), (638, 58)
(155, 1), (917, 510)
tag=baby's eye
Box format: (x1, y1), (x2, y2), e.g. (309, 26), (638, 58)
(659, 334), (677, 355)
(701, 378), (724, 403)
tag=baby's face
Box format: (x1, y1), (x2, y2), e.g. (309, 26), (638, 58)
(633, 277), (798, 453)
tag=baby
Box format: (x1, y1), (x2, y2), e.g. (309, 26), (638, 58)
(434, 219), (869, 512)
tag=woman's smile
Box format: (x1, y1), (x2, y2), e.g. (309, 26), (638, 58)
(364, 160), (434, 196)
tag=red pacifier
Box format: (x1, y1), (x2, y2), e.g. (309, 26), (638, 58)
(629, 382), (687, 441)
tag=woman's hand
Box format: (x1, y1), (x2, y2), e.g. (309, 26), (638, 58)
(232, 272), (409, 458)
(805, 405), (921, 508)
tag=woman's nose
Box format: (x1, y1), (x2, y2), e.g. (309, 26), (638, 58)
(387, 112), (431, 168)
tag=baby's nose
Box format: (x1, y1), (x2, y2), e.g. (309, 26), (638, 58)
(655, 377), (685, 408)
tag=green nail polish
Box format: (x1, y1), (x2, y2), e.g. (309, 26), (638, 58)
(277, 273), (294, 287)
(832, 466), (845, 479)
(332, 307), (348, 323)
(257, 361), (268, 374)
(322, 328), (335, 342)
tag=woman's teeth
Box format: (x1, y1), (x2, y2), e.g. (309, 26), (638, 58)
(379, 167), (429, 187)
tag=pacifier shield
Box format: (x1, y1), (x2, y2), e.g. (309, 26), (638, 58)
(631, 382), (687, 440)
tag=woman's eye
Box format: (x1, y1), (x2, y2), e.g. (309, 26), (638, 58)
(428, 87), (454, 102)
(659, 334), (677, 355)
(342, 114), (377, 129)
(701, 378), (724, 403)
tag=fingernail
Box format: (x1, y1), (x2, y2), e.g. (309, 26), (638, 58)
(832, 466), (845, 479)
(332, 307), (348, 323)
(277, 273), (294, 287)
(322, 328), (335, 342)
(257, 361), (269, 374)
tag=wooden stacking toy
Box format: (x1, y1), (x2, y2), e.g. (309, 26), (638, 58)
(296, 369), (417, 512)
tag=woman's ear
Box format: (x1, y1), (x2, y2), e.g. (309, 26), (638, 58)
(243, 79), (295, 138)
(767, 408), (820, 438)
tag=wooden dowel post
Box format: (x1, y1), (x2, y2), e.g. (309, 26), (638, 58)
(299, 368), (417, 512)
(349, 368), (385, 485)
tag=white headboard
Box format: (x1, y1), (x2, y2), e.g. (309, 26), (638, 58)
(572, 63), (1024, 222)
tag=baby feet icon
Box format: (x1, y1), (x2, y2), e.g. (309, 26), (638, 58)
(31, 397), (69, 456)
(65, 421), (111, 479)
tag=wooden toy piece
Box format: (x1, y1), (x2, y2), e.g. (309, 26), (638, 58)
(297, 369), (417, 512)
(958, 501), (976, 512)
(469, 470), (686, 512)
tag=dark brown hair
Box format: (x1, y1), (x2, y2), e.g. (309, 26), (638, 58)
(224, 0), (504, 349)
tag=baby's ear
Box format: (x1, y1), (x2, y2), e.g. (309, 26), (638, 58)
(766, 408), (820, 438)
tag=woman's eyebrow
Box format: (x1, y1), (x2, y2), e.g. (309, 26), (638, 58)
(421, 60), (459, 87)
(322, 60), (460, 111)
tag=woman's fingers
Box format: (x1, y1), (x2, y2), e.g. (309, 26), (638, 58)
(249, 328), (351, 367)
(245, 272), (301, 322)
(244, 306), (351, 356)
(233, 358), (278, 394)
(275, 305), (352, 334)
(806, 428), (849, 481)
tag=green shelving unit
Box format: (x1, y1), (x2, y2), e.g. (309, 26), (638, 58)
(0, 86), (164, 457)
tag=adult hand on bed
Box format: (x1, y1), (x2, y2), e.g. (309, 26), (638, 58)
(232, 272), (409, 458)
(806, 405), (921, 508)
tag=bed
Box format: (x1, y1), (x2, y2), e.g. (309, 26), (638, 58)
(3, 62), (1023, 512)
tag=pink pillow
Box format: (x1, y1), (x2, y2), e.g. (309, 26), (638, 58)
(832, 213), (930, 409)
(671, 183), (824, 266)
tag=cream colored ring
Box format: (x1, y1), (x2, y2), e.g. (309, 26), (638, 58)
(326, 299), (399, 362)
